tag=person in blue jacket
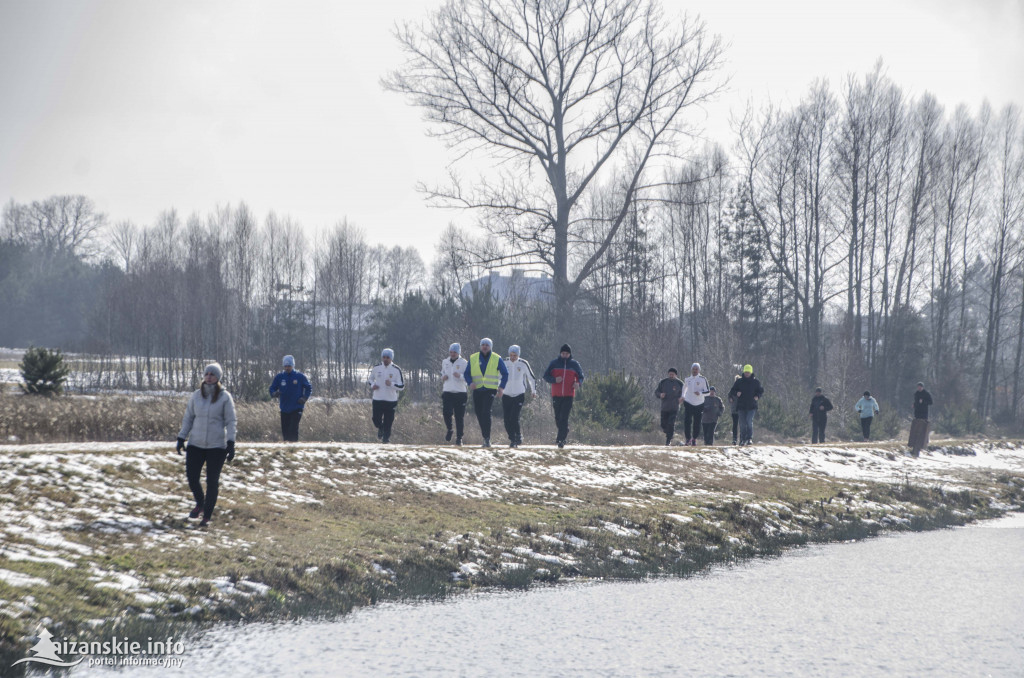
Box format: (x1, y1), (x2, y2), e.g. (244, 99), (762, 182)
(270, 355), (312, 442)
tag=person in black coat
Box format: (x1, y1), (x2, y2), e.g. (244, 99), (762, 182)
(913, 382), (933, 420)
(808, 387), (834, 444)
(654, 368), (684, 445)
(728, 365), (764, 446)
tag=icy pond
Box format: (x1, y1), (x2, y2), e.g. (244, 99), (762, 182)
(81, 513), (1024, 677)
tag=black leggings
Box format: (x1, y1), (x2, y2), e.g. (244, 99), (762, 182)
(683, 402), (704, 441)
(731, 413), (739, 442)
(372, 400), (397, 441)
(660, 410), (678, 439)
(812, 415), (827, 444)
(442, 392), (468, 438)
(473, 388), (497, 440)
(280, 410), (302, 442)
(552, 396), (574, 443)
(186, 446), (228, 520)
(502, 393), (526, 444)
(861, 416), (873, 440)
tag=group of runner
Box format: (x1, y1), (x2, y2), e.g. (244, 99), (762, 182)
(173, 349), (935, 527)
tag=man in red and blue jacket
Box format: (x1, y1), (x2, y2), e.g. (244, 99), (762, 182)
(542, 344), (585, 448)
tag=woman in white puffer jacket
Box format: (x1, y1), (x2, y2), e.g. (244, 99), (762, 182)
(176, 363), (236, 527)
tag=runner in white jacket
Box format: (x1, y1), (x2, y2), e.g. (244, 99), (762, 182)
(682, 362), (711, 446)
(501, 345), (537, 447)
(367, 348), (404, 443)
(441, 343), (469, 444)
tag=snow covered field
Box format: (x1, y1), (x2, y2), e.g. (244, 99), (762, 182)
(0, 439), (1021, 641)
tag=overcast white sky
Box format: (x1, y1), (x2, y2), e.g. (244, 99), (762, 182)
(1, 0), (1022, 262)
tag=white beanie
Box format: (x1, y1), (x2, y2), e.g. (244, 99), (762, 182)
(692, 362), (700, 370)
(282, 355), (295, 367)
(480, 338), (493, 348)
(204, 363), (223, 380)
(508, 345), (521, 355)
(449, 343), (461, 354)
(381, 348), (394, 359)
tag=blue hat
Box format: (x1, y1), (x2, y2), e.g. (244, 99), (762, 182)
(282, 355), (295, 367)
(480, 338), (493, 348)
(381, 348), (394, 359)
(449, 343), (461, 354)
(508, 345), (521, 355)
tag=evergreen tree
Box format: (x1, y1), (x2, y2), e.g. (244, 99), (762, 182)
(19, 346), (71, 395)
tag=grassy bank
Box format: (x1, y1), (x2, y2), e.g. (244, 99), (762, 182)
(1, 439), (1023, 672)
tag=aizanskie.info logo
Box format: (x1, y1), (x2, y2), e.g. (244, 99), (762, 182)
(13, 627), (186, 669)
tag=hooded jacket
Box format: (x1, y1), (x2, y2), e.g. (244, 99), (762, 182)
(178, 385), (237, 449)
(543, 353), (585, 397)
(913, 389), (933, 420)
(728, 374), (764, 411)
(855, 396), (879, 419)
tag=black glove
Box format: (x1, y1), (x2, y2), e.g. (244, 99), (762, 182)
(176, 437), (185, 455)
(297, 397), (307, 405)
(226, 440), (235, 462)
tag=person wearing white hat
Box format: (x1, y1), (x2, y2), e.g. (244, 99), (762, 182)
(440, 342), (469, 444)
(367, 348), (405, 443)
(463, 337), (509, 447)
(176, 362), (236, 528)
(269, 354), (312, 442)
(501, 344), (537, 448)
(682, 362), (711, 446)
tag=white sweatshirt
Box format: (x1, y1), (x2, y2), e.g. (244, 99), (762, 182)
(440, 356), (469, 394)
(502, 357), (537, 397)
(683, 374), (711, 406)
(367, 362), (405, 402)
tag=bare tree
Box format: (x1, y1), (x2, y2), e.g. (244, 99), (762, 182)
(385, 0), (723, 329)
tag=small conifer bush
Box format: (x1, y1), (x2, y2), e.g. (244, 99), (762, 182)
(19, 346), (72, 395)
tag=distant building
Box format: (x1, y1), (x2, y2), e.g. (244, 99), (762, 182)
(460, 270), (554, 302)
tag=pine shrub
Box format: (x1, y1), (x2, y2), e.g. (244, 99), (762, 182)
(573, 372), (652, 431)
(19, 346), (71, 396)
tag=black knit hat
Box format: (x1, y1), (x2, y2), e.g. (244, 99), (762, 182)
(560, 344), (572, 354)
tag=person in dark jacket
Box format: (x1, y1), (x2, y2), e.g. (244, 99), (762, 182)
(728, 365), (764, 446)
(542, 344), (585, 448)
(701, 386), (725, 445)
(463, 338), (509, 448)
(913, 382), (933, 420)
(728, 374), (740, 444)
(270, 355), (312, 442)
(808, 387), (834, 444)
(655, 368), (684, 445)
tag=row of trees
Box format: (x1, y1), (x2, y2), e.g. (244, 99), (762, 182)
(1, 0), (1022, 432)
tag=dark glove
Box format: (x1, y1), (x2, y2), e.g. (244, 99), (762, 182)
(226, 440), (235, 462)
(297, 397), (307, 405)
(176, 437), (185, 455)
(271, 391), (281, 398)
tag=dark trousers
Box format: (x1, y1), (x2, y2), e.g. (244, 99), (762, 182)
(185, 445), (228, 520)
(660, 409), (678, 440)
(702, 422), (718, 445)
(502, 393), (526, 444)
(280, 410), (302, 442)
(472, 388), (497, 440)
(442, 392), (468, 438)
(731, 413), (739, 442)
(812, 415), (827, 443)
(372, 399), (397, 441)
(683, 402), (704, 441)
(860, 417), (873, 439)
(552, 396), (574, 443)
